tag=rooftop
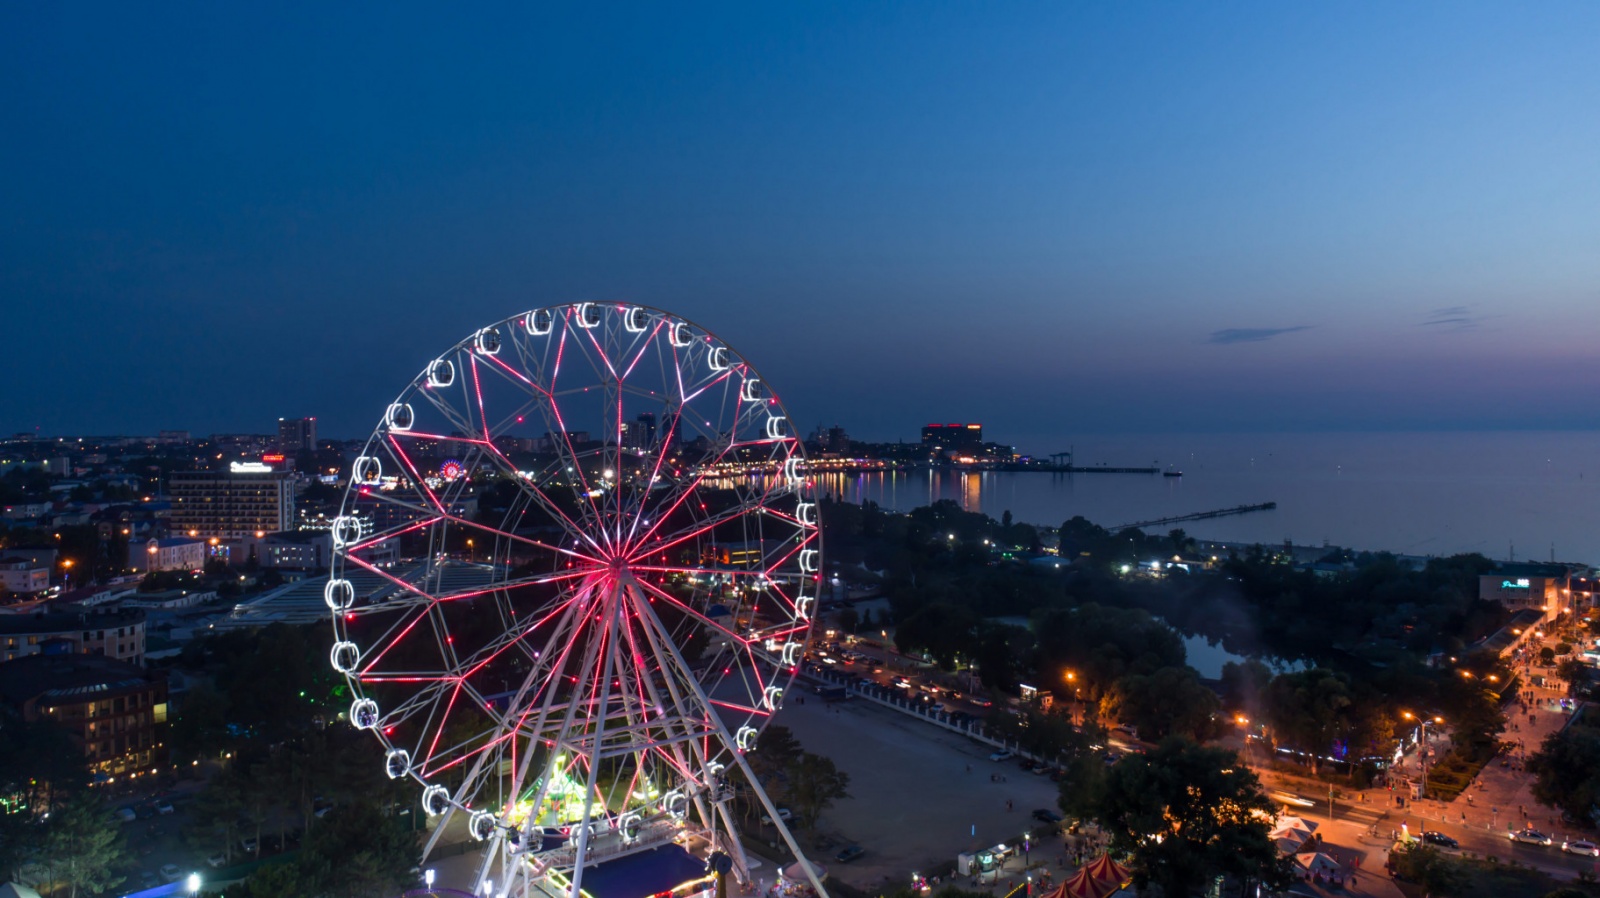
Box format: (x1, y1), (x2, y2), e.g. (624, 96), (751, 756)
(0, 653), (159, 707)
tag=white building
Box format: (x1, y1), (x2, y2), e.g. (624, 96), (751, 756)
(0, 562), (50, 594)
(131, 538), (208, 574)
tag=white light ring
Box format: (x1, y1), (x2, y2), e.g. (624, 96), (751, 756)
(709, 346), (729, 371)
(385, 403), (414, 432)
(385, 748), (411, 779)
(620, 813), (642, 843)
(427, 359), (456, 387)
(475, 327), (502, 355)
(422, 784), (451, 816)
(353, 456), (382, 484)
(796, 502), (817, 527)
(766, 416), (788, 440)
(795, 595), (814, 621)
(798, 548), (819, 573)
(662, 790), (688, 820)
(469, 810), (498, 841)
(526, 309), (553, 336)
(331, 516), (363, 548)
(575, 303), (600, 329)
(324, 579), (355, 612)
(670, 322), (693, 347)
(741, 378), (761, 402)
(735, 726), (758, 752)
(350, 698), (380, 730)
(762, 686), (784, 711)
(781, 642), (802, 666)
(624, 307), (648, 333)
(329, 640), (360, 673)
(782, 457), (804, 488)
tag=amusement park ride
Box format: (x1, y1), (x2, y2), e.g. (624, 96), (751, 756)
(326, 305), (827, 898)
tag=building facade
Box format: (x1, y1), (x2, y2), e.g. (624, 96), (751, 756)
(277, 417), (317, 454)
(921, 423), (983, 452)
(0, 654), (169, 778)
(1478, 563), (1569, 613)
(0, 561), (50, 594)
(0, 609), (147, 666)
(130, 537), (208, 574)
(169, 469), (295, 539)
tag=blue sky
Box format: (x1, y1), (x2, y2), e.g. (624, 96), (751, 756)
(3, 2), (1598, 445)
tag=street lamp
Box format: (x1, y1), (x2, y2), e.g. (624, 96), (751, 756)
(186, 873), (201, 896)
(1402, 712), (1445, 797)
(425, 869), (436, 888)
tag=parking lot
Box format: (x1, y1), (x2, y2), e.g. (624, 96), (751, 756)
(775, 689), (1060, 892)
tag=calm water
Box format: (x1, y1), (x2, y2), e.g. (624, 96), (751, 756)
(813, 431), (1600, 564)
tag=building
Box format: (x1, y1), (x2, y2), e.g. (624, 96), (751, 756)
(169, 468), (294, 539)
(277, 416), (317, 454)
(129, 537), (207, 574)
(623, 413), (658, 450)
(0, 653), (168, 778)
(0, 609), (147, 666)
(921, 423), (983, 452)
(0, 561), (50, 594)
(1478, 562), (1569, 613)
(259, 529), (334, 570)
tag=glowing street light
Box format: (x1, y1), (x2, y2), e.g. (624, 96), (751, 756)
(186, 873), (201, 896)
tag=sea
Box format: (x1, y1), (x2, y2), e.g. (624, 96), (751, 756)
(812, 430), (1600, 567)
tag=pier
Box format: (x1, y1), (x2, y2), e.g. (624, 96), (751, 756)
(1110, 501), (1277, 532)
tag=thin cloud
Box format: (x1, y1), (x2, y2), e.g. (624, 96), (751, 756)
(1206, 325), (1313, 345)
(1421, 306), (1483, 331)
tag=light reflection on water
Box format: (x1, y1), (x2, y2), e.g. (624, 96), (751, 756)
(783, 431), (1600, 562)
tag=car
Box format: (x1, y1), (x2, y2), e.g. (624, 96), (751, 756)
(160, 864), (183, 882)
(1031, 809), (1063, 824)
(834, 845), (865, 863)
(207, 853), (227, 868)
(760, 808), (792, 825)
(240, 836), (258, 853)
(114, 807), (137, 823)
(154, 799), (175, 815)
(1270, 791), (1316, 809)
(314, 804), (333, 818)
(988, 750), (1014, 762)
(139, 871), (161, 889)
(1508, 829), (1553, 846)
(1563, 839), (1600, 856)
(1420, 831), (1458, 848)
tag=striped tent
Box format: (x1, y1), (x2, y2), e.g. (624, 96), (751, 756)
(1044, 854), (1131, 898)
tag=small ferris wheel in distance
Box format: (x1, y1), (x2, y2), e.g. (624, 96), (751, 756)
(326, 304), (825, 898)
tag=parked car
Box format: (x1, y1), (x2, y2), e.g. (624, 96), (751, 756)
(159, 864), (183, 882)
(834, 845), (865, 863)
(240, 836), (258, 853)
(1031, 809), (1063, 824)
(154, 799), (175, 815)
(1508, 829), (1553, 846)
(207, 853), (227, 868)
(1563, 839), (1600, 857)
(1420, 831), (1458, 848)
(114, 807), (137, 824)
(988, 750), (1014, 762)
(760, 808), (792, 825)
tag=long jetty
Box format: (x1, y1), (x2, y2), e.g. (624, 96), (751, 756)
(1111, 501), (1277, 532)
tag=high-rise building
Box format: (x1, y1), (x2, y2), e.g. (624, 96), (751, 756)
(921, 423), (983, 451)
(169, 468), (295, 539)
(623, 413), (658, 450)
(277, 417), (317, 454)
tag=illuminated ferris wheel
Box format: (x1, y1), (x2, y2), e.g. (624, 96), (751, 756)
(326, 305), (824, 898)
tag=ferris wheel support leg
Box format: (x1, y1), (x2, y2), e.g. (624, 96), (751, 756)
(566, 590), (626, 898)
(627, 579), (830, 898)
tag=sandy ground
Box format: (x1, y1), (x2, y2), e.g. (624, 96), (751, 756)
(774, 696), (1061, 891)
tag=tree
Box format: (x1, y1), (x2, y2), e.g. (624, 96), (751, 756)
(836, 606), (860, 633)
(1263, 668), (1354, 771)
(785, 752), (850, 831)
(1387, 843), (1469, 897)
(745, 726), (804, 819)
(1557, 658), (1591, 695)
(186, 769), (245, 864)
(1527, 722), (1600, 822)
(240, 862), (305, 898)
(1101, 666), (1220, 742)
(37, 791), (127, 898)
(297, 800), (417, 898)
(1090, 738), (1290, 898)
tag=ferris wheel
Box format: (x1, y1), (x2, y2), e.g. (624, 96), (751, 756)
(327, 305), (824, 898)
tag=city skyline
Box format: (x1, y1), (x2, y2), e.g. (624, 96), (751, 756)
(4, 3), (1599, 440)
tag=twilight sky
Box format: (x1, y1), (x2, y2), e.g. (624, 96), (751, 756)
(4, 2), (1599, 447)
